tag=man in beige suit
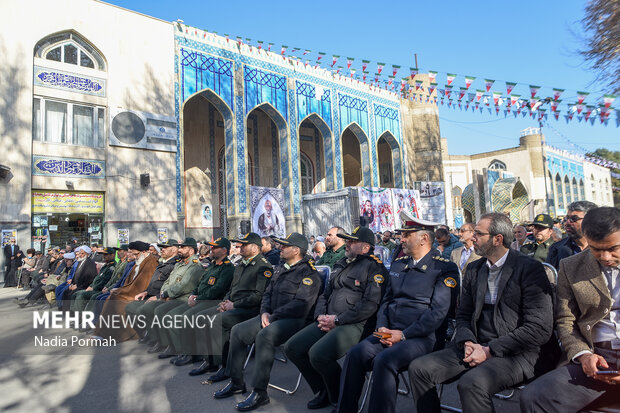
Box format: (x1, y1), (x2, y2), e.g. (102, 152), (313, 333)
(450, 223), (481, 273)
(521, 207), (620, 412)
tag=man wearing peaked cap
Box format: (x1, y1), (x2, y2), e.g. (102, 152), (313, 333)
(284, 226), (389, 409)
(215, 232), (321, 410)
(67, 247), (117, 312)
(520, 213), (556, 263)
(336, 213), (459, 413)
(232, 232), (263, 247)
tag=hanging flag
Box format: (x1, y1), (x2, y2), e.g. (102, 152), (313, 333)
(331, 55), (340, 67)
(475, 89), (484, 101)
(510, 94), (520, 107)
(465, 76), (475, 89)
(492, 91), (502, 106)
(575, 103), (584, 114)
(459, 87), (467, 100)
(603, 94), (616, 109)
(268, 42), (274, 51)
(410, 67), (418, 80)
(281, 45), (288, 55)
(346, 57), (354, 69)
(565, 113), (574, 123)
(445, 85), (453, 98)
(506, 82), (517, 95)
(428, 71), (437, 83)
(484, 79), (494, 92)
(529, 85), (540, 98)
(303, 49), (310, 55)
(551, 99), (561, 112)
(415, 80), (423, 91)
(236, 36), (243, 47)
(577, 91), (589, 104)
(530, 96), (540, 111)
(584, 105), (594, 121)
(362, 71), (368, 82)
(392, 65), (401, 77)
(257, 40), (264, 50)
(428, 82), (437, 95)
(554, 111), (560, 121)
(377, 62), (385, 74)
(475, 102), (480, 111)
(553, 88), (564, 101)
(359, 60), (369, 73)
(224, 34), (230, 43)
(388, 75), (395, 87)
(467, 92), (475, 102)
(291, 47), (300, 53)
(335, 66), (342, 74)
(245, 38), (253, 49)
(446, 73), (456, 85)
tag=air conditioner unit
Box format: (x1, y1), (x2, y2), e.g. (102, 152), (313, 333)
(109, 108), (177, 152)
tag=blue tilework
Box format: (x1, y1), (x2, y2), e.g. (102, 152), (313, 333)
(296, 81), (332, 129)
(180, 48), (233, 109)
(244, 65), (288, 120)
(270, 120), (279, 186)
(368, 102), (378, 186)
(174, 53), (182, 213)
(338, 93), (369, 136)
(289, 87), (301, 214)
(209, 105), (216, 193)
(232, 95), (244, 214)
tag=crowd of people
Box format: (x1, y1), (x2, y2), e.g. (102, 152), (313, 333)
(4, 200), (619, 412)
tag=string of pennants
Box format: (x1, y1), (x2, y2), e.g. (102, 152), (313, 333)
(177, 24), (618, 127)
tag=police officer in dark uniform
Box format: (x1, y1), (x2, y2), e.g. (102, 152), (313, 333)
(520, 214), (556, 263)
(203, 232), (273, 383)
(337, 217), (459, 413)
(214, 232), (321, 411)
(284, 226), (388, 409)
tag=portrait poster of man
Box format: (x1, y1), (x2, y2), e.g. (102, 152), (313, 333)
(416, 181), (447, 224)
(1, 229), (16, 247)
(392, 188), (422, 229)
(250, 186), (286, 238)
(358, 187), (395, 233)
(157, 228), (168, 244)
(201, 204), (213, 227)
(117, 229), (129, 244)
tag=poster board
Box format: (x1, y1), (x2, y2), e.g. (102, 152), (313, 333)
(250, 186), (286, 238)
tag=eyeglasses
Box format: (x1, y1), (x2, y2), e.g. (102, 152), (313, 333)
(563, 215), (583, 223)
(473, 230), (491, 237)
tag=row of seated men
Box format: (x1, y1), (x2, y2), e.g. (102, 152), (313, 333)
(15, 209), (619, 412)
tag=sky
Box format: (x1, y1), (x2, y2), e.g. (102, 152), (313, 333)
(106, 0), (619, 156)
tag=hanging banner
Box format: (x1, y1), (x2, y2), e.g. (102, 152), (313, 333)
(157, 228), (168, 244)
(250, 186), (286, 238)
(117, 229), (129, 244)
(1, 229), (17, 247)
(200, 204), (213, 228)
(392, 189), (421, 229)
(32, 191), (104, 214)
(416, 182), (446, 224)
(358, 187), (394, 233)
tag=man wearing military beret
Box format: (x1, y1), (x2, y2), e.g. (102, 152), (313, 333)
(284, 226), (389, 409)
(214, 232), (321, 411)
(126, 239), (181, 344)
(337, 217), (459, 413)
(163, 237), (234, 371)
(520, 213), (556, 263)
(202, 233), (273, 383)
(135, 238), (204, 356)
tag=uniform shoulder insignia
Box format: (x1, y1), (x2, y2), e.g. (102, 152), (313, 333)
(223, 260), (231, 264)
(192, 259), (199, 263)
(395, 256), (408, 261)
(264, 270), (272, 278)
(444, 277), (457, 288)
(308, 262), (316, 271)
(373, 274), (385, 284)
(370, 254), (383, 264)
(302, 277), (313, 286)
(207, 276), (216, 285)
(261, 257), (269, 264)
(433, 256), (442, 260)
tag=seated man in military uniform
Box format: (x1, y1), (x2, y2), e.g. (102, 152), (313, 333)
(521, 214), (556, 263)
(337, 218), (459, 413)
(214, 232), (321, 411)
(284, 226), (388, 409)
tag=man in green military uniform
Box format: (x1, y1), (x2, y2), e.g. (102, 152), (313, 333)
(376, 230), (397, 256)
(164, 237), (234, 371)
(141, 237), (204, 357)
(203, 232), (273, 384)
(284, 226), (389, 409)
(82, 245), (130, 313)
(70, 247), (117, 313)
(214, 233), (321, 411)
(520, 214), (556, 263)
(316, 226), (346, 268)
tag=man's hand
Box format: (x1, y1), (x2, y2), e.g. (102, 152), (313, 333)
(135, 291), (147, 301)
(218, 300), (234, 312)
(261, 312), (271, 328)
(85, 286), (93, 292)
(110, 288), (118, 294)
(102, 287), (108, 293)
(146, 295), (157, 302)
(376, 327), (404, 347)
(463, 342), (491, 367)
(68, 284), (77, 291)
(579, 353), (611, 379)
(317, 314), (336, 332)
(188, 295), (197, 307)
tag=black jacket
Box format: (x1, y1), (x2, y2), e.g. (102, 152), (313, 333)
(455, 249), (553, 379)
(145, 255), (181, 297)
(71, 258), (98, 290)
(314, 253), (388, 325)
(263, 249), (281, 266)
(545, 236), (581, 270)
(224, 254), (273, 310)
(261, 255), (321, 322)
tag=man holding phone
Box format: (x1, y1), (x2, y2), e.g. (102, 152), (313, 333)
(521, 207), (620, 412)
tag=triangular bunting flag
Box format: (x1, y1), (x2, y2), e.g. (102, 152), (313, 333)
(484, 79), (494, 92)
(553, 88), (564, 101)
(577, 91), (589, 104)
(465, 76), (475, 89)
(410, 67), (418, 80)
(529, 85), (540, 98)
(446, 73), (456, 85)
(428, 71), (437, 83)
(506, 82), (517, 95)
(377, 62), (385, 74)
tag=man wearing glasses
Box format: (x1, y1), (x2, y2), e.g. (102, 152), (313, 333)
(450, 223), (481, 273)
(521, 214), (557, 263)
(546, 201), (598, 270)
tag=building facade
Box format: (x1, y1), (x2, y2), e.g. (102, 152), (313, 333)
(442, 127), (614, 227)
(0, 0), (443, 256)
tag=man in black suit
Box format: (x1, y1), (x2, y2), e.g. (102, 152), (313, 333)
(3, 238), (19, 276)
(408, 212), (554, 412)
(60, 246), (98, 312)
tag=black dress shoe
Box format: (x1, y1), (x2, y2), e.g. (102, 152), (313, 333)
(213, 381), (247, 399)
(147, 343), (164, 354)
(207, 367), (230, 383)
(189, 360), (217, 376)
(307, 389), (330, 409)
(174, 355), (193, 366)
(236, 391), (269, 411)
(157, 346), (175, 359)
(138, 332), (150, 344)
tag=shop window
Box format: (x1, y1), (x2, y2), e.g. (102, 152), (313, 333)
(33, 97), (105, 147)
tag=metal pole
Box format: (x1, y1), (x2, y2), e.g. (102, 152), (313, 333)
(539, 120), (552, 215)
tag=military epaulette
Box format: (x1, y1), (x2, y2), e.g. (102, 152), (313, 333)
(394, 256), (409, 261)
(433, 256), (450, 263)
(308, 260), (317, 271)
(192, 259), (199, 263)
(261, 257), (270, 265)
(522, 240), (534, 246)
(223, 259), (231, 265)
(369, 254), (383, 264)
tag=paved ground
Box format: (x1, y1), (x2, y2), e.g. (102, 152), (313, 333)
(0, 287), (522, 413)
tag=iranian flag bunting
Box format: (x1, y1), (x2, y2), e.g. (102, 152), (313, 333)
(281, 45), (288, 55)
(347, 57), (354, 69)
(257, 41), (263, 50)
(224, 34), (230, 43)
(350, 69), (356, 78)
(465, 76), (475, 89)
(510, 94), (520, 107)
(291, 47), (300, 53)
(575, 103), (584, 114)
(603, 94), (616, 109)
(577, 91), (589, 104)
(268, 42), (274, 51)
(446, 73), (456, 85)
(467, 93), (475, 102)
(245, 38), (253, 49)
(554, 112), (560, 121)
(551, 99), (561, 112)
(377, 62), (385, 74)
(410, 67), (418, 80)
(529, 85), (540, 98)
(553, 88), (564, 100)
(428, 71), (437, 83)
(362, 60), (370, 72)
(459, 87), (467, 100)
(303, 49), (310, 55)
(530, 97), (540, 111)
(336, 66), (342, 74)
(392, 65), (400, 77)
(429, 83), (437, 95)
(445, 85), (453, 98)
(415, 80), (423, 91)
(584, 105), (594, 121)
(317, 52), (326, 62)
(475, 102), (480, 111)
(331, 55), (340, 67)
(475, 89), (484, 101)
(492, 91), (502, 105)
(362, 71), (368, 82)
(506, 82), (517, 95)
(484, 79), (494, 92)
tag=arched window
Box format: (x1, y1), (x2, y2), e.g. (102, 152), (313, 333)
(34, 32), (106, 70)
(572, 177), (579, 201)
(488, 159), (507, 171)
(579, 179), (585, 199)
(300, 152), (314, 195)
(564, 176), (572, 204)
(452, 186), (462, 208)
(556, 174), (564, 209)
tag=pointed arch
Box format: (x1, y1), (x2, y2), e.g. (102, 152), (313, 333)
(299, 113), (332, 193)
(377, 131), (403, 188)
(34, 30), (106, 70)
(341, 122), (371, 187)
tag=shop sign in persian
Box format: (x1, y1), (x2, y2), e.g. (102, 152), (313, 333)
(32, 191), (104, 214)
(33, 156), (105, 178)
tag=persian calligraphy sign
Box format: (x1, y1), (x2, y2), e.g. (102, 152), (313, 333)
(32, 191), (104, 214)
(33, 66), (106, 97)
(33, 156), (105, 178)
